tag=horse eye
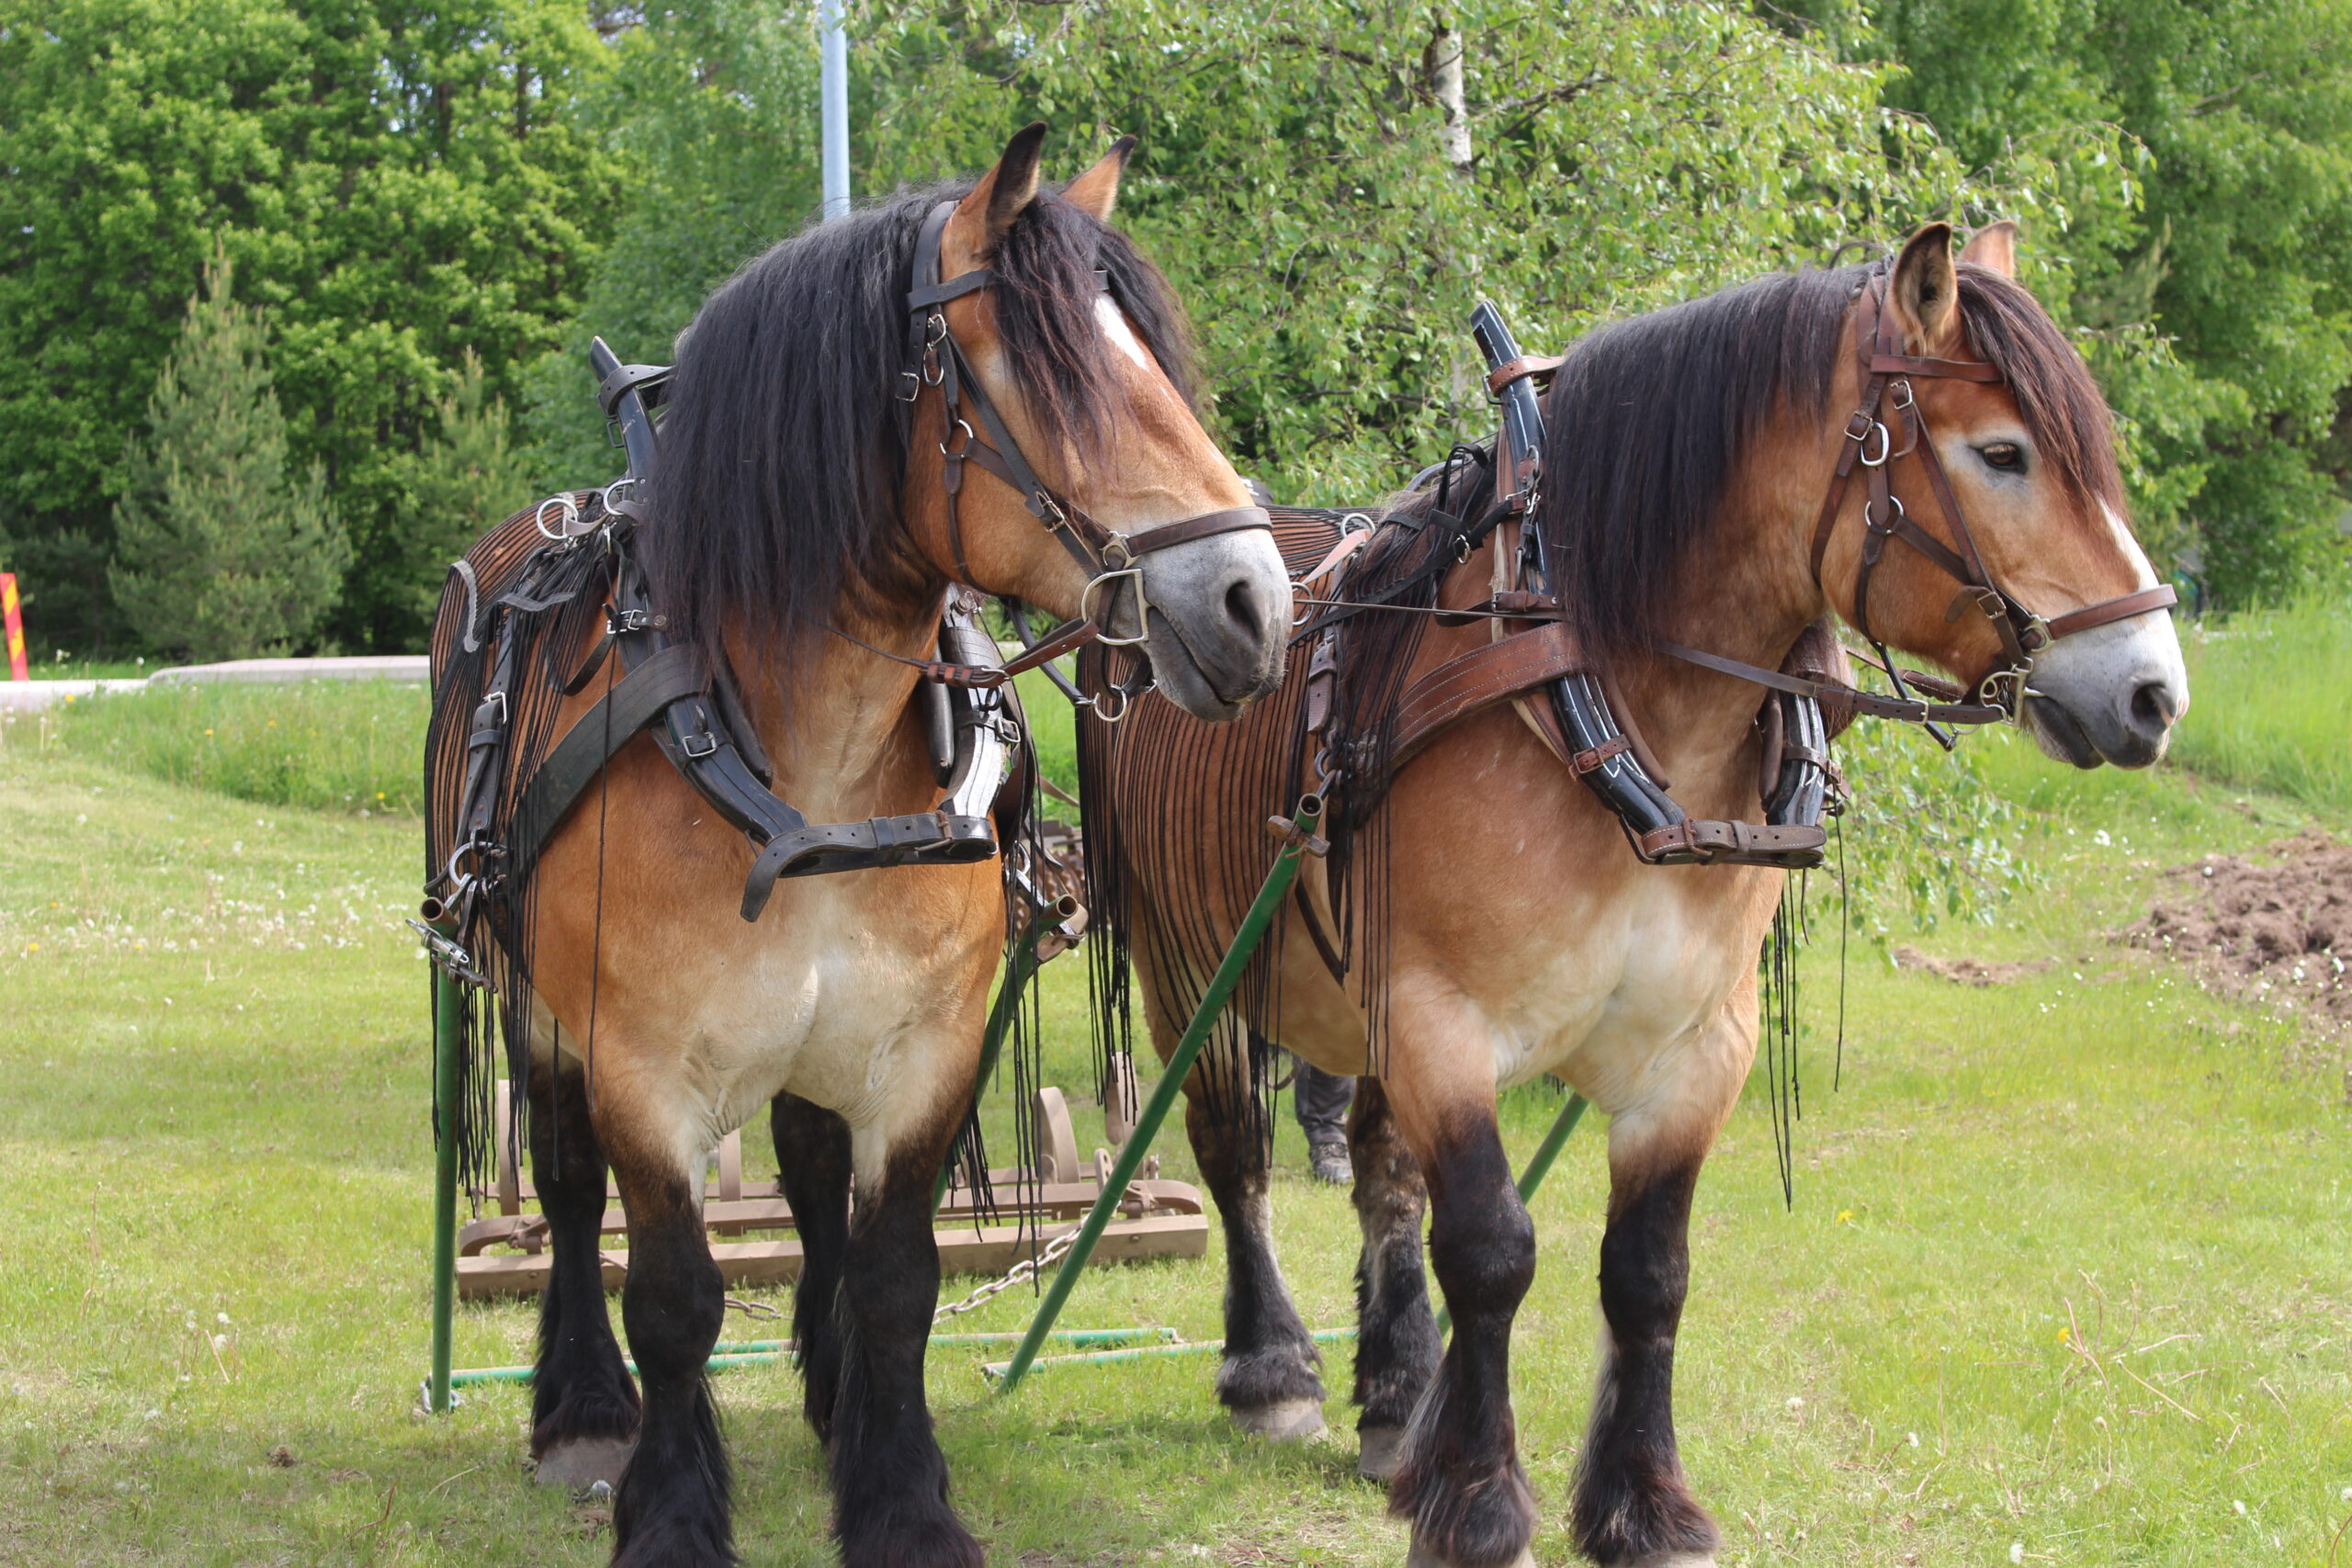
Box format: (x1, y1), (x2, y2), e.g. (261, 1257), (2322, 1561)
(1979, 442), (2027, 473)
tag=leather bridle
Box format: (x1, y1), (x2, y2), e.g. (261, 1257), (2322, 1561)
(894, 199), (1270, 660)
(1801, 268), (2176, 724)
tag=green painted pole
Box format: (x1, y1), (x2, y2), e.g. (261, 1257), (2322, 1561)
(934, 925), (1046, 1214)
(996, 795), (1326, 1393)
(427, 962), (465, 1414)
(1435, 1092), (1588, 1337)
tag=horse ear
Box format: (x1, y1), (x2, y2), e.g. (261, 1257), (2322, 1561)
(1061, 135), (1136, 222)
(1960, 220), (2018, 279)
(945, 121), (1048, 263)
(1889, 222), (1962, 350)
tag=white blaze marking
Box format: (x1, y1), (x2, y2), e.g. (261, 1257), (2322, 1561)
(2101, 502), (2159, 591)
(1095, 294), (1154, 371)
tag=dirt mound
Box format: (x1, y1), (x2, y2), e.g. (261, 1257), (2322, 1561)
(2120, 832), (2352, 1035)
(1892, 946), (2053, 986)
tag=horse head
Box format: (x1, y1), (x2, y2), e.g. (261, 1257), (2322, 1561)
(1815, 221), (2188, 766)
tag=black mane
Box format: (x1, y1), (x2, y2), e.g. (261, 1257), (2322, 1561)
(642, 179), (1197, 682)
(1532, 260), (2125, 660)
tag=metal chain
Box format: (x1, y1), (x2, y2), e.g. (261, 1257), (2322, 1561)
(931, 1224), (1081, 1323)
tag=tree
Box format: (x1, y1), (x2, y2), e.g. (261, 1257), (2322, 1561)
(373, 350), (538, 649)
(0, 0), (622, 652)
(110, 253), (350, 661)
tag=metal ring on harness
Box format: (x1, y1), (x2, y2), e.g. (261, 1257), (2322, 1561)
(1289, 577), (1317, 629)
(535, 493), (584, 541)
(1863, 494), (1906, 534)
(1080, 566), (1152, 649)
(1087, 684), (1133, 724)
(941, 418), (976, 458)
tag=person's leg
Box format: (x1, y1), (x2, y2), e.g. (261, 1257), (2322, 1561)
(1290, 1048), (1357, 1185)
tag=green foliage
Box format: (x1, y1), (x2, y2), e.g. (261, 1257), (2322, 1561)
(108, 255), (350, 662)
(368, 351), (537, 651)
(0, 0), (623, 653)
(1826, 719), (2036, 938)
(41, 679), (429, 815)
(854, 1), (2006, 500)
(2172, 595), (2352, 813)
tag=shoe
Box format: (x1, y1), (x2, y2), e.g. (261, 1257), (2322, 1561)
(1307, 1140), (1353, 1186)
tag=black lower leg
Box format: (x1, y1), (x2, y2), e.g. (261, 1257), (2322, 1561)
(772, 1092), (853, 1438)
(1571, 1159), (1718, 1565)
(1391, 1115), (1537, 1568)
(1349, 1078), (1439, 1434)
(1187, 1069), (1324, 1419)
(527, 1053), (639, 1459)
(829, 1145), (980, 1568)
(613, 1171), (733, 1568)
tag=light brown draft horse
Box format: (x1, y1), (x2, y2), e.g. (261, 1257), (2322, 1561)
(429, 129), (1286, 1568)
(1082, 225), (2188, 1568)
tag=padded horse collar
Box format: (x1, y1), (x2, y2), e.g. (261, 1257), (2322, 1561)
(1804, 268), (2176, 722)
(897, 198), (1272, 637)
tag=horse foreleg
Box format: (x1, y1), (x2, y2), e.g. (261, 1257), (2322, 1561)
(1347, 1075), (1439, 1482)
(828, 1123), (982, 1568)
(1382, 1010), (1537, 1568)
(605, 1124), (733, 1567)
(526, 1039), (641, 1491)
(1186, 1024), (1325, 1439)
(771, 1091), (853, 1439)
(1570, 998), (1749, 1568)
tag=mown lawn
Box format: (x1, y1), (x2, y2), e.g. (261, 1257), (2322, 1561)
(1, 696), (2348, 1565)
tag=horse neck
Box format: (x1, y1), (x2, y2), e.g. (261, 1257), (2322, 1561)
(1608, 421), (1831, 818)
(729, 583), (944, 819)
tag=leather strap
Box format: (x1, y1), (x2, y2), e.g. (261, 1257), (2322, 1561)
(2046, 584), (2178, 639)
(1636, 818), (1828, 866)
(1485, 353), (1563, 396)
(505, 643), (709, 885)
(740, 811), (997, 919)
(1388, 620), (1585, 771)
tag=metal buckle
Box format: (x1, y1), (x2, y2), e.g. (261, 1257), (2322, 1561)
(1857, 420), (1891, 468)
(1080, 567), (1152, 647)
(482, 690), (509, 725)
(680, 729), (719, 760)
(1889, 378), (1917, 411)
(896, 368), (922, 403)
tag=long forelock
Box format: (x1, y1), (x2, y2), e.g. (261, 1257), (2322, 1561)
(1952, 264), (2124, 517)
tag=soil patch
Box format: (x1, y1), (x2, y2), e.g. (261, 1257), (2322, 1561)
(2118, 831), (2352, 1037)
(1891, 946), (2053, 986)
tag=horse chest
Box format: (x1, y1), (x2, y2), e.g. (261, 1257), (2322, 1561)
(1494, 873), (1770, 1095)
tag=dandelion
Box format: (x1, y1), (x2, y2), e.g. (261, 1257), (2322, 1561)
(2010, 1545), (2024, 1564)
(1786, 1396), (1804, 1412)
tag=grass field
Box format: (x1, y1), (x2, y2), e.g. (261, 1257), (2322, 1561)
(1, 620), (2348, 1566)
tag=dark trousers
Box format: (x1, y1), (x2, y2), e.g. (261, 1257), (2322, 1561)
(1293, 1058), (1355, 1145)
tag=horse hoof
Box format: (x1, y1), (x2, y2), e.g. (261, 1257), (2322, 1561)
(1405, 1537), (1533, 1568)
(532, 1436), (634, 1491)
(1229, 1397), (1325, 1441)
(1357, 1424), (1406, 1482)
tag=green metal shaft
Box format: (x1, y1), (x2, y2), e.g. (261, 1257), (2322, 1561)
(427, 963), (465, 1415)
(447, 1325), (1176, 1389)
(996, 796), (1325, 1393)
(1435, 1092), (1588, 1337)
(934, 925), (1045, 1214)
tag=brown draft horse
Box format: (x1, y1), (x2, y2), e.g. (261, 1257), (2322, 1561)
(428, 130), (1286, 1568)
(1082, 224), (2188, 1568)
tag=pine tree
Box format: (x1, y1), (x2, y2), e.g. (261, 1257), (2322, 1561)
(109, 250), (349, 661)
(364, 347), (537, 650)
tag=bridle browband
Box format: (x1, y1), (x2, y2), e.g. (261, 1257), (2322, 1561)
(1788, 267), (2176, 730)
(888, 198), (1270, 673)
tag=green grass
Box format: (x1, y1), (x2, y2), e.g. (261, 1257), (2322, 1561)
(2174, 596), (2352, 815)
(32, 678), (429, 816)
(1, 679), (2348, 1563)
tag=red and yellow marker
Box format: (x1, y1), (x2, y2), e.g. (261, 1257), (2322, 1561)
(0, 572), (24, 681)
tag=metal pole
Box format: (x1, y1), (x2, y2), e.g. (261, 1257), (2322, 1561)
(426, 964), (464, 1414)
(1435, 1092), (1588, 1337)
(819, 0), (850, 220)
(996, 795), (1326, 1393)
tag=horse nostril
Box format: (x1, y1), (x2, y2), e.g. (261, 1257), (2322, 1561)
(1224, 577), (1263, 637)
(2129, 678), (2178, 736)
